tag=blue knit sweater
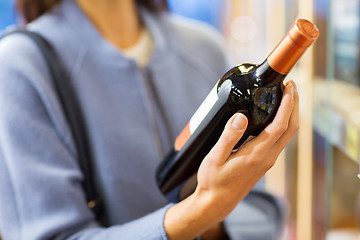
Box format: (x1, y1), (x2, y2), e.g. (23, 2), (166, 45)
(0, 0), (284, 239)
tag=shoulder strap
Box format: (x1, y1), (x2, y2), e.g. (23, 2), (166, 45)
(1, 29), (103, 219)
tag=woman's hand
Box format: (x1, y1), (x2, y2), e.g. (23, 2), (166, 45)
(164, 81), (299, 240)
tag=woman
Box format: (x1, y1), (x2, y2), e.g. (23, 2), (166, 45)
(0, 0), (299, 239)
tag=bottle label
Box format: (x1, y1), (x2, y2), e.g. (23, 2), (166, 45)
(175, 82), (219, 151)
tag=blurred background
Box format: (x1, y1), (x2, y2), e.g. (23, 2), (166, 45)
(1, 0), (360, 239)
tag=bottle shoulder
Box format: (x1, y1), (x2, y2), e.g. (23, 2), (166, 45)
(218, 61), (286, 91)
(216, 61), (285, 114)
(219, 63), (258, 83)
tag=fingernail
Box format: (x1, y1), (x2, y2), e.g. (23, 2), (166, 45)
(285, 82), (294, 99)
(232, 114), (247, 130)
(291, 81), (298, 92)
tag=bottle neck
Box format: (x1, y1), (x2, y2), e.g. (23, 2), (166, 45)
(255, 59), (287, 84)
(267, 33), (308, 75)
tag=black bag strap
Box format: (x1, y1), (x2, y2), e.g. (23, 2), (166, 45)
(1, 29), (103, 219)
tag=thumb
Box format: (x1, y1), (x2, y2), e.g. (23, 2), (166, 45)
(208, 113), (248, 164)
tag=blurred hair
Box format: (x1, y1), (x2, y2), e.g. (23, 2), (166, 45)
(16, 0), (168, 23)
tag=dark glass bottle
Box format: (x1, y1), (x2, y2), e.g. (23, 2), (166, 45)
(156, 19), (319, 202)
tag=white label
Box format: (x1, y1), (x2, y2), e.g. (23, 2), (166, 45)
(189, 82), (219, 134)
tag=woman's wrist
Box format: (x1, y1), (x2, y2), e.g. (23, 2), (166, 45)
(164, 189), (223, 240)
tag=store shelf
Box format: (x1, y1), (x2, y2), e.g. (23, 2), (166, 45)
(313, 78), (360, 164)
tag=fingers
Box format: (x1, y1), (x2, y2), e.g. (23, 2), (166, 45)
(205, 82), (298, 168)
(228, 82), (297, 170)
(207, 113), (248, 165)
(271, 81), (299, 154)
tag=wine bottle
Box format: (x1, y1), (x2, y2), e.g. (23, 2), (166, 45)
(156, 19), (319, 202)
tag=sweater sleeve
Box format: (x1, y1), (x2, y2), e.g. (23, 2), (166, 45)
(0, 33), (171, 240)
